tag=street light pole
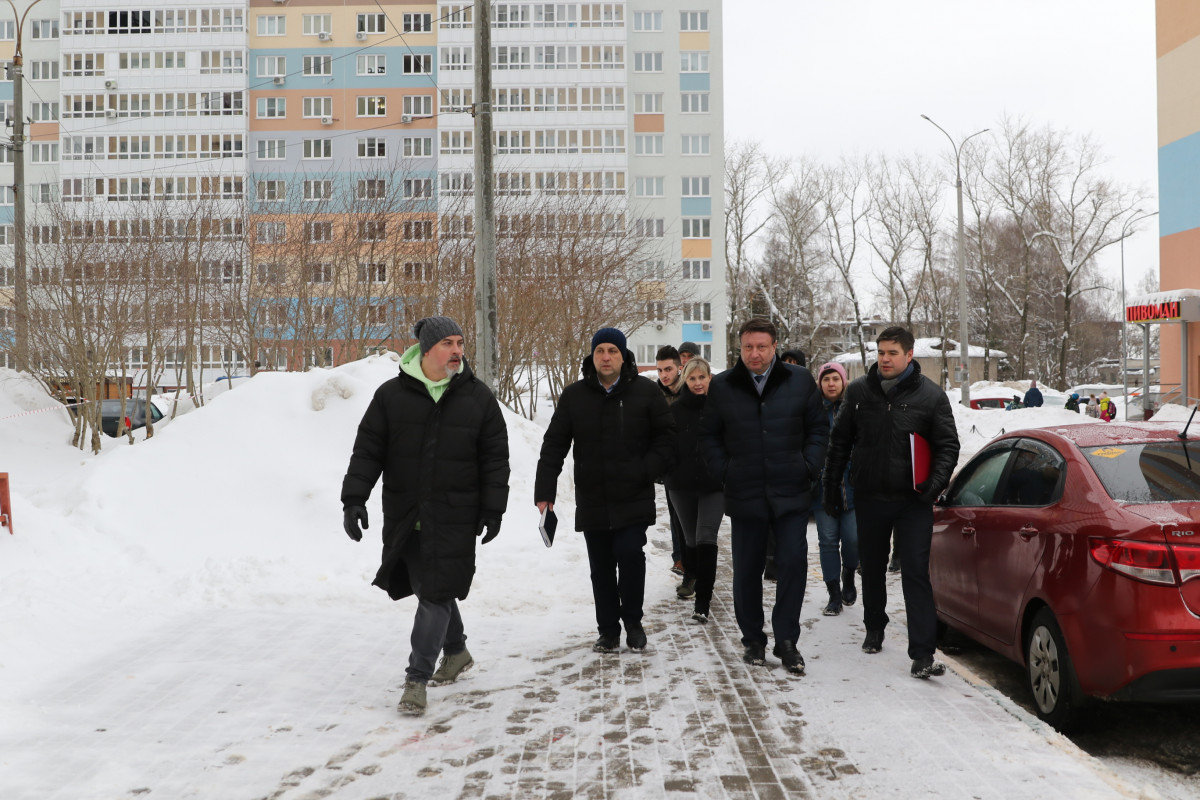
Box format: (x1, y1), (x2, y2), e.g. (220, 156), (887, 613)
(921, 115), (989, 409)
(1120, 210), (1158, 421)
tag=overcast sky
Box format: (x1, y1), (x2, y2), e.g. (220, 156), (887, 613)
(723, 0), (1160, 301)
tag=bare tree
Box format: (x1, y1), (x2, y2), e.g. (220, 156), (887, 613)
(724, 140), (776, 366)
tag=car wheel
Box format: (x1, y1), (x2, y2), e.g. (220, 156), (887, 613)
(1025, 608), (1084, 730)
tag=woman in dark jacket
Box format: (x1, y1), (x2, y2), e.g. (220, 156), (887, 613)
(811, 362), (858, 616)
(665, 357), (724, 623)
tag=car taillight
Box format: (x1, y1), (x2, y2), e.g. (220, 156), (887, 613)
(1088, 537), (1175, 585)
(1171, 543), (1200, 584)
(124, 416), (131, 430)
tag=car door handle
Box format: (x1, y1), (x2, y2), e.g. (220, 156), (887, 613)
(961, 526), (976, 537)
(1019, 524), (1038, 540)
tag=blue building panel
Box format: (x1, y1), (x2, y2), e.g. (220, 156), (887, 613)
(1159, 132), (1200, 237)
(249, 47), (437, 91)
(682, 322), (712, 343)
(679, 73), (710, 92)
(681, 198), (711, 217)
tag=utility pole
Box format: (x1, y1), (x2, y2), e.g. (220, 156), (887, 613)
(8, 52), (27, 372)
(472, 0), (498, 386)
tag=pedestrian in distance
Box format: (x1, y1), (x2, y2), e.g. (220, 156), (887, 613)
(664, 357), (725, 623)
(811, 362), (858, 617)
(655, 345), (688, 581)
(780, 349), (807, 368)
(1086, 393), (1100, 418)
(341, 316), (510, 717)
(700, 317), (829, 675)
(535, 328), (676, 654)
(1005, 396), (1024, 411)
(1098, 391), (1116, 422)
(824, 327), (960, 679)
(678, 341), (701, 366)
(1065, 393), (1081, 413)
(1023, 379), (1044, 408)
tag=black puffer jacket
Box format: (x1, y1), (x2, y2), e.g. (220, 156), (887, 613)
(699, 359), (828, 518)
(824, 360), (960, 503)
(535, 354), (676, 531)
(665, 389), (722, 493)
(341, 360), (510, 602)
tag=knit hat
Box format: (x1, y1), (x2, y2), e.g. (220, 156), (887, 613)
(414, 316), (464, 355)
(817, 361), (848, 384)
(678, 341), (701, 357)
(781, 349), (807, 367)
(591, 327), (627, 354)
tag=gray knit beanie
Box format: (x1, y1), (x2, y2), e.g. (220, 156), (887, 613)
(414, 316), (464, 355)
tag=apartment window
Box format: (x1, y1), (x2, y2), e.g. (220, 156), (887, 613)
(404, 261), (433, 281)
(357, 54), (386, 75)
(357, 179), (387, 199)
(635, 177), (664, 197)
(303, 138), (332, 159)
(635, 93), (663, 114)
(403, 220), (434, 240)
(404, 178), (433, 198)
(636, 218), (665, 238)
(683, 259), (711, 280)
(403, 54), (432, 74)
(359, 262), (387, 282)
(403, 95), (433, 117)
(156, 52), (185, 69)
(680, 11), (708, 31)
(32, 184), (54, 203)
(303, 179), (333, 201)
(0, 186), (11, 204)
(309, 262), (333, 283)
(683, 302), (712, 322)
(681, 134), (711, 155)
(257, 221), (286, 243)
(63, 53), (104, 76)
(257, 55), (286, 77)
(257, 180), (286, 203)
(30, 60), (57, 80)
(357, 96), (386, 117)
(682, 177), (711, 197)
(303, 14), (332, 35)
(306, 347), (334, 367)
(120, 51), (151, 70)
(682, 218), (711, 238)
(632, 10), (662, 31)
(440, 173), (473, 195)
(303, 55), (332, 76)
(635, 134), (664, 156)
(358, 13), (386, 33)
(633, 52), (662, 73)
(681, 51), (710, 72)
(404, 136), (433, 157)
(358, 137), (386, 158)
(0, 20), (14, 39)
(31, 143), (58, 163)
(30, 19), (58, 39)
(30, 102), (58, 122)
(440, 46), (473, 71)
(257, 14), (285, 36)
(358, 220), (386, 241)
(257, 264), (285, 286)
(302, 97), (333, 118)
(257, 138), (285, 159)
(306, 221), (333, 243)
(681, 92), (710, 113)
(256, 97), (286, 118)
(646, 301), (666, 321)
(403, 12), (432, 32)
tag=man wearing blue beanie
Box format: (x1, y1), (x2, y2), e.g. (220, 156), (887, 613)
(536, 327), (676, 653)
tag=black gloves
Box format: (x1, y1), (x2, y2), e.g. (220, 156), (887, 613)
(823, 484), (843, 517)
(477, 518), (501, 545)
(343, 505), (368, 541)
(915, 479), (937, 504)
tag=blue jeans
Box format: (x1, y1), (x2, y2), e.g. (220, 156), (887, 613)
(583, 525), (648, 636)
(813, 507), (859, 583)
(730, 511), (808, 647)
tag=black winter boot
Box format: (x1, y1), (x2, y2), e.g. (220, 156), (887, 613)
(692, 544), (719, 621)
(677, 546), (699, 598)
(822, 581), (842, 616)
(841, 566), (857, 606)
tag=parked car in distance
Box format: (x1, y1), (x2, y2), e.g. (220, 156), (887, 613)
(100, 398), (167, 437)
(969, 397), (1008, 410)
(930, 422), (1200, 729)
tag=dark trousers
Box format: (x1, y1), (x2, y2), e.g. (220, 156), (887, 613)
(402, 533), (467, 683)
(667, 493), (684, 565)
(583, 525), (648, 636)
(730, 511), (808, 647)
(856, 498), (937, 660)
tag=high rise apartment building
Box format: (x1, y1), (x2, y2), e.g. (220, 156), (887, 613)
(0, 1), (725, 373)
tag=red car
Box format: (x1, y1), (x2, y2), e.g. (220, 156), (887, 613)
(931, 421), (1200, 729)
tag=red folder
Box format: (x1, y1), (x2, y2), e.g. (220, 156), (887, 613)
(910, 432), (931, 491)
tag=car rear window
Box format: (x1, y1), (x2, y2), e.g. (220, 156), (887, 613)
(1082, 442), (1200, 503)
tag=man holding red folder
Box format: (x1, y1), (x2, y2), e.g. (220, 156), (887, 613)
(823, 327), (960, 679)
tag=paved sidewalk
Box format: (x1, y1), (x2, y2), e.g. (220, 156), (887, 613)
(1, 524), (1135, 800)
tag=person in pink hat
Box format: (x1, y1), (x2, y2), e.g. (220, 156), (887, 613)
(812, 361), (859, 616)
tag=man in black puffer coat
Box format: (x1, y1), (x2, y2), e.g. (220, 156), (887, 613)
(536, 327), (675, 654)
(341, 316), (510, 716)
(700, 317), (828, 675)
(824, 326), (960, 680)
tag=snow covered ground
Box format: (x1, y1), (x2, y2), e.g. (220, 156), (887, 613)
(0, 360), (1195, 799)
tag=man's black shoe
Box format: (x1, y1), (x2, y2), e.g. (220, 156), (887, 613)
(625, 624), (647, 652)
(888, 554), (901, 573)
(862, 629), (884, 654)
(593, 633), (620, 653)
(772, 640), (805, 675)
(911, 655), (947, 679)
(743, 642), (766, 666)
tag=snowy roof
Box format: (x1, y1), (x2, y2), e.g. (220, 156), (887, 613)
(831, 338), (1006, 364)
(1128, 288), (1200, 305)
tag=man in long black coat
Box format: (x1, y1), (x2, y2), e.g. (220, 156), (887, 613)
(341, 316), (510, 716)
(535, 327), (675, 654)
(824, 326), (960, 679)
(700, 317), (828, 675)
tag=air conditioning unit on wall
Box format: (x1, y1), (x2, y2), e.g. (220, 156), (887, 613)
(355, 31), (367, 41)
(317, 31), (331, 41)
(272, 76), (285, 86)
(104, 79), (117, 90)
(400, 114), (413, 124)
(701, 322), (712, 332)
(320, 116), (333, 125)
